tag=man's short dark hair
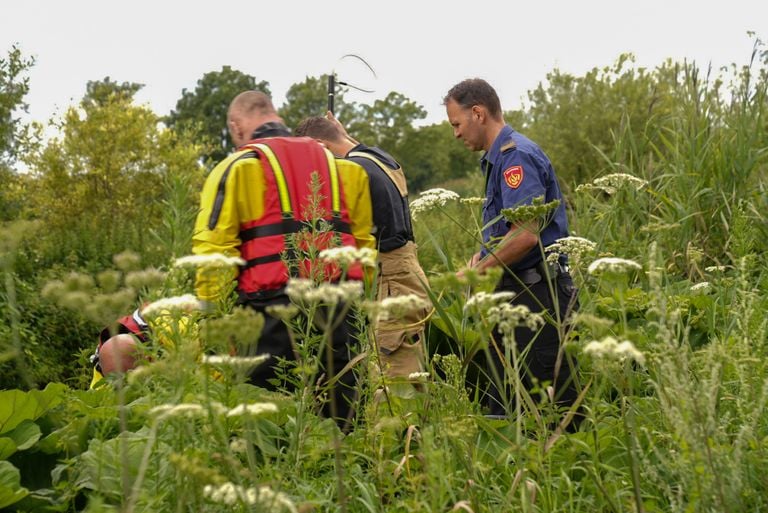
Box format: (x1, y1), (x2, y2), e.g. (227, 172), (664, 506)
(443, 78), (502, 120)
(294, 116), (343, 141)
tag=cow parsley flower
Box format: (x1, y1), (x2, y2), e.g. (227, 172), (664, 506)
(229, 437), (248, 454)
(545, 236), (597, 264)
(690, 282), (711, 293)
(593, 173), (647, 191)
(587, 257), (642, 277)
(203, 483), (297, 512)
(265, 304), (300, 321)
(148, 402), (226, 421)
(285, 279), (363, 305)
(141, 294), (202, 318)
(410, 188), (460, 217)
(202, 354), (270, 369)
(460, 197), (485, 206)
(487, 303), (545, 339)
(226, 402), (279, 417)
(319, 246), (377, 268)
(583, 336), (645, 365)
(124, 268), (166, 291)
(174, 254), (246, 268)
(365, 294), (431, 322)
(464, 291), (516, 316)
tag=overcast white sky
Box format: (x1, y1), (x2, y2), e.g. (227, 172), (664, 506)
(2, 0), (766, 131)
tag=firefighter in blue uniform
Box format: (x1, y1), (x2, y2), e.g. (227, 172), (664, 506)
(443, 78), (580, 421)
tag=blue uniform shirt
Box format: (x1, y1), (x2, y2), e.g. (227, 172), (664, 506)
(479, 125), (569, 271)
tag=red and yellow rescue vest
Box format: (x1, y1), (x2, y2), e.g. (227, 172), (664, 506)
(237, 137), (363, 296)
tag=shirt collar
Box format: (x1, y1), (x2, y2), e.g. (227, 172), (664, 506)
(481, 124), (515, 170)
(249, 121), (292, 140)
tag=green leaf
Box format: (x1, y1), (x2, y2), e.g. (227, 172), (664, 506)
(75, 428), (170, 499)
(0, 438), (16, 460)
(0, 383), (67, 435)
(0, 460), (30, 509)
(6, 420), (42, 451)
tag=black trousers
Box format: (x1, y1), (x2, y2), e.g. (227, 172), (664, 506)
(243, 295), (360, 426)
(485, 270), (580, 418)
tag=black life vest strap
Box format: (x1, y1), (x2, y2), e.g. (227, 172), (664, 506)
(241, 253), (284, 270)
(240, 218), (352, 243)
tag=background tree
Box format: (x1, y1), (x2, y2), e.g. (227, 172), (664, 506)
(82, 76), (143, 109)
(0, 45), (33, 165)
(166, 66), (269, 165)
(514, 53), (679, 186)
(22, 78), (203, 271)
(1, 46), (34, 221)
(278, 74), (360, 130)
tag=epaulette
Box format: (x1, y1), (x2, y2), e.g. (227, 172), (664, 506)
(500, 141), (517, 153)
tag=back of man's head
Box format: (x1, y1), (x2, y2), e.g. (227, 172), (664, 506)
(228, 90), (275, 119)
(294, 116), (344, 143)
(227, 91), (281, 147)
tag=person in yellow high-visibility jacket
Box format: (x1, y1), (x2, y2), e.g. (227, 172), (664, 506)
(192, 91), (374, 427)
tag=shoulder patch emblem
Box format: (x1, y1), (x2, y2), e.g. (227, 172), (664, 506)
(503, 165), (524, 189)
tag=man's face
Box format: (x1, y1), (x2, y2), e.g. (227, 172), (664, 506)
(445, 99), (484, 152)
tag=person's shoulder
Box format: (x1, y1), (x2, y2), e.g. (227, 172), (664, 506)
(350, 146), (401, 170)
(214, 148), (261, 172)
(335, 157), (368, 177)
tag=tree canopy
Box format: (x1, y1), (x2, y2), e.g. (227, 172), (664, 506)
(166, 66), (270, 165)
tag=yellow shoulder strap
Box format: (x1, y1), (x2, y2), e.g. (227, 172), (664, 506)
(347, 151), (408, 197)
(323, 148), (341, 215)
(247, 143), (293, 217)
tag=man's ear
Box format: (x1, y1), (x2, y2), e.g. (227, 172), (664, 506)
(471, 105), (486, 122)
(227, 120), (239, 144)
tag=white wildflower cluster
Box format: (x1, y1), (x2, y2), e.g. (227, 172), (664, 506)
(487, 303), (545, 338)
(229, 437), (248, 454)
(460, 197), (485, 206)
(407, 372), (430, 381)
(149, 402), (226, 421)
(174, 254), (245, 268)
(583, 336), (645, 365)
(365, 294), (431, 322)
(593, 173), (647, 191)
(464, 291), (516, 316)
(587, 257), (642, 277)
(319, 246), (377, 268)
(705, 265), (728, 273)
(545, 236), (597, 264)
(202, 354), (270, 370)
(141, 294), (202, 319)
(203, 482), (297, 512)
(226, 402), (279, 417)
(285, 279), (363, 305)
(690, 282), (711, 293)
(265, 304), (300, 321)
(410, 188), (461, 217)
(124, 268), (167, 291)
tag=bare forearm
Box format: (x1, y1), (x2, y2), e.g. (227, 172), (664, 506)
(475, 223), (538, 273)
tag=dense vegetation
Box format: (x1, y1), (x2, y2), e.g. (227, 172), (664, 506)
(1, 37), (767, 512)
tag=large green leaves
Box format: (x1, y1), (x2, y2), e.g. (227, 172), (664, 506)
(0, 383), (65, 461)
(0, 460), (29, 509)
(0, 382), (66, 436)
